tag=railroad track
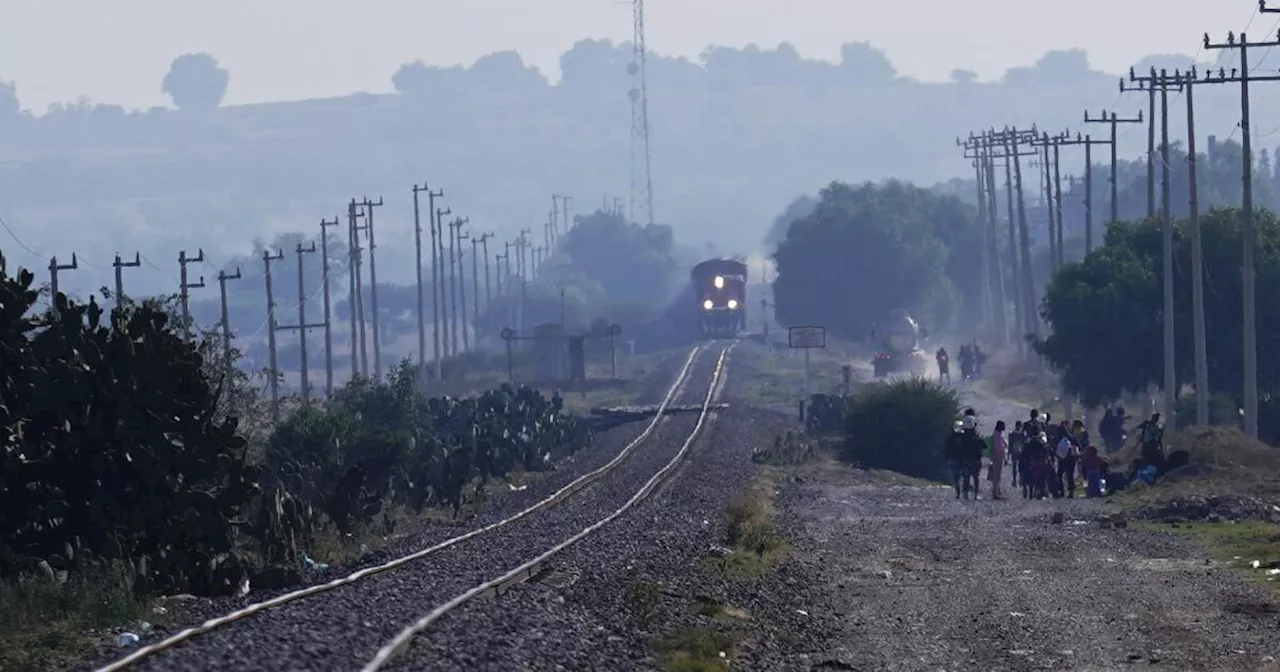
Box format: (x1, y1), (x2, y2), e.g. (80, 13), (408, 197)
(97, 340), (735, 672)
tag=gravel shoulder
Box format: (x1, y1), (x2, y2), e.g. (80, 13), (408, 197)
(733, 385), (1280, 672)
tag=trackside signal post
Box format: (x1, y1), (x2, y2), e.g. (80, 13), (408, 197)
(789, 325), (826, 424)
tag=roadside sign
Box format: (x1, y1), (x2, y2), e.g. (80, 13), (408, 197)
(788, 325), (826, 349)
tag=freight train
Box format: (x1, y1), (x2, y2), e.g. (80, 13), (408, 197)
(691, 258), (747, 338)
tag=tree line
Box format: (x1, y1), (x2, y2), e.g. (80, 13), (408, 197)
(0, 250), (590, 598)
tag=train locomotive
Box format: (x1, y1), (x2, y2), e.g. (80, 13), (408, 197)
(691, 258), (747, 338)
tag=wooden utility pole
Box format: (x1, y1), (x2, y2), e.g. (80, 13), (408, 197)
(346, 200), (367, 379)
(277, 241), (324, 405)
(457, 224), (471, 352)
(1003, 127), (1040, 342)
(112, 252), (140, 307)
(494, 251), (505, 299)
(1031, 133), (1064, 270)
(478, 232), (494, 314)
(561, 195), (574, 233)
(1054, 133), (1112, 254)
(217, 266), (242, 375)
(412, 184), (430, 370)
(360, 197), (385, 380)
(552, 194), (564, 243)
(1125, 67), (1184, 422)
(448, 216), (469, 354)
(1200, 28), (1280, 439)
(178, 248), (205, 336)
(1084, 109), (1144, 224)
(48, 254), (77, 319)
(958, 131), (1001, 345)
(470, 234), (488, 323)
(433, 202), (450, 374)
(1171, 68), (1209, 426)
(516, 229), (531, 342)
(262, 248), (285, 421)
(319, 216), (339, 397)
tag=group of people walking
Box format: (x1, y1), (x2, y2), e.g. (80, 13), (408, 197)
(935, 342), (986, 385)
(943, 406), (1158, 501)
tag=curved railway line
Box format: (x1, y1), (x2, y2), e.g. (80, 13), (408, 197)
(96, 340), (736, 672)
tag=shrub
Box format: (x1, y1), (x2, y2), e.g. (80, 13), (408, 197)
(842, 377), (961, 481)
(805, 393), (847, 434)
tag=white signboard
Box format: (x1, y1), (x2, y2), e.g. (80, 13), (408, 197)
(788, 325), (826, 349)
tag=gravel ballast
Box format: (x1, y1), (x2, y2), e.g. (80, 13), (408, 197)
(91, 344), (731, 672)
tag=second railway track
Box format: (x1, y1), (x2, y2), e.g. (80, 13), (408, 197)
(97, 340), (735, 672)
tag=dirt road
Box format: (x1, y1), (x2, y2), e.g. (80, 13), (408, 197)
(735, 386), (1280, 671)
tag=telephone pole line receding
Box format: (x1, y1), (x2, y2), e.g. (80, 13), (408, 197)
(360, 197), (385, 380)
(346, 200), (367, 379)
(262, 248), (286, 422)
(112, 252), (141, 307)
(1124, 67), (1184, 424)
(434, 205), (452, 367)
(1199, 27), (1280, 439)
(217, 266), (242, 375)
(1084, 109), (1144, 223)
(456, 224), (471, 353)
(319, 216), (340, 397)
(628, 0), (655, 227)
(275, 241), (324, 405)
(1169, 68), (1210, 426)
(178, 248), (205, 338)
(959, 131), (1008, 347)
(1053, 132), (1112, 253)
(412, 184), (430, 371)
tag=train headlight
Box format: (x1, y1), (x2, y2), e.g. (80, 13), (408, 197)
(726, 299), (739, 310)
(713, 275), (725, 289)
(702, 299), (714, 311)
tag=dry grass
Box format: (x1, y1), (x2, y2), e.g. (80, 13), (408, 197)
(1110, 426), (1280, 503)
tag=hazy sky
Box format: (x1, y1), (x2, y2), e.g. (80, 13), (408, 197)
(0, 0), (1260, 111)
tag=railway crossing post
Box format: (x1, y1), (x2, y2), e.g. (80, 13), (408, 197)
(788, 325), (826, 425)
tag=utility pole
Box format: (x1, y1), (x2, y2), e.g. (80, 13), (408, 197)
(1200, 29), (1280, 439)
(959, 131), (1008, 347)
(470, 234), (485, 325)
(360, 196), (385, 380)
(262, 248), (285, 422)
(516, 229), (531, 343)
(433, 200), (450, 375)
(457, 225), (471, 352)
(1176, 68), (1210, 426)
(346, 200), (367, 379)
(448, 217), (469, 354)
(479, 232), (494, 314)
(1054, 133), (1112, 253)
(112, 252), (140, 307)
(1125, 67), (1184, 423)
(319, 216), (339, 397)
(552, 194), (563, 243)
(1031, 133), (1061, 270)
(217, 266), (242, 374)
(1084, 109), (1144, 224)
(48, 254), (77, 319)
(1122, 70), (1179, 221)
(562, 195), (573, 233)
(178, 248), (205, 337)
(277, 241), (324, 405)
(1002, 127), (1040, 342)
(494, 248), (504, 295)
(412, 184), (429, 370)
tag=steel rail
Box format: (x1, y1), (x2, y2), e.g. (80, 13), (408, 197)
(364, 341), (736, 670)
(96, 343), (709, 672)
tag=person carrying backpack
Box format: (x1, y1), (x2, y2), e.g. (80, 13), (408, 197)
(945, 420), (967, 499)
(1054, 423), (1080, 498)
(1008, 421), (1026, 488)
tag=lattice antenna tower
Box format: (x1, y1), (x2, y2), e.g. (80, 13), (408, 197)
(627, 0), (654, 227)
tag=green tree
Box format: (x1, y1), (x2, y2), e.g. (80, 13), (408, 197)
(162, 53), (230, 111)
(772, 181), (969, 339)
(557, 209), (678, 305)
(1036, 209), (1280, 410)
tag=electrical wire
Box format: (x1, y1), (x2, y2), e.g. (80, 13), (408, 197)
(0, 212), (44, 259)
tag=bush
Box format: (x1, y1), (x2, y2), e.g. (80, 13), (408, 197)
(805, 393), (847, 434)
(842, 378), (961, 481)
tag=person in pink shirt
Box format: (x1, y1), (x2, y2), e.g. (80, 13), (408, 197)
(988, 420), (1008, 500)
